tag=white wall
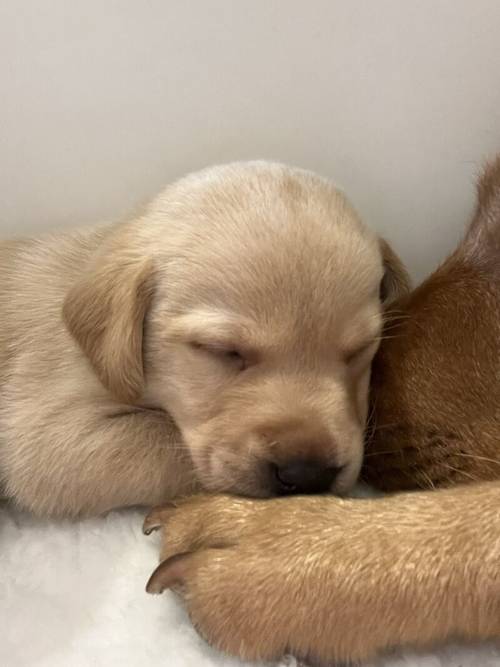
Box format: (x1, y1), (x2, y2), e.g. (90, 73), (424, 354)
(2, 0), (500, 280)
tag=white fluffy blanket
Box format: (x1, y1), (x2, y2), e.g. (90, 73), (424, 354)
(1, 503), (499, 667)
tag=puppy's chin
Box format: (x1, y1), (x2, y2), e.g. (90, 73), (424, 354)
(190, 443), (362, 499)
(183, 424), (363, 498)
(196, 445), (272, 498)
(203, 477), (274, 499)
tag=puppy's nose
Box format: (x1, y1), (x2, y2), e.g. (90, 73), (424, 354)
(272, 459), (340, 495)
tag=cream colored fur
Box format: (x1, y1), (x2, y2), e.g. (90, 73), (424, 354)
(0, 162), (407, 517)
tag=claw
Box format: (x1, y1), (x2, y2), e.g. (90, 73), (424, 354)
(146, 551), (194, 594)
(142, 502), (177, 535)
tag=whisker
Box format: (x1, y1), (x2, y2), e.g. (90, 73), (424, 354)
(382, 313), (411, 325)
(365, 422), (401, 433)
(364, 449), (403, 457)
(451, 452), (500, 467)
(439, 463), (480, 484)
(418, 469), (436, 490)
(375, 333), (409, 342)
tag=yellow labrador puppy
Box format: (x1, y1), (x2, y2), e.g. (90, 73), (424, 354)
(0, 162), (407, 517)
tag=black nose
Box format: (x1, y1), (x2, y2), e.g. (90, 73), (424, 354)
(272, 460), (340, 495)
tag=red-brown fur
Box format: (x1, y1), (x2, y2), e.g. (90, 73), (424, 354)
(364, 156), (500, 490)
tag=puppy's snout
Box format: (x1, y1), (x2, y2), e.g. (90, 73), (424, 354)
(257, 418), (345, 494)
(271, 460), (340, 495)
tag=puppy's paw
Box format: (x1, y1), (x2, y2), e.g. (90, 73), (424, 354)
(144, 495), (301, 660)
(143, 494), (372, 664)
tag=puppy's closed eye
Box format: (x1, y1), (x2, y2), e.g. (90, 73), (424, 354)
(189, 341), (249, 371)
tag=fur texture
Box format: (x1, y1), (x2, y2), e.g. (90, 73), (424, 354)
(0, 161), (408, 516)
(142, 158), (500, 665)
(364, 157), (500, 490)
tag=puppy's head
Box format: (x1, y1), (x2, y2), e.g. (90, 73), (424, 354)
(364, 156), (500, 491)
(64, 162), (408, 497)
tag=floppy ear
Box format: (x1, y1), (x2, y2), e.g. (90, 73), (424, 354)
(63, 247), (154, 404)
(378, 239), (411, 306)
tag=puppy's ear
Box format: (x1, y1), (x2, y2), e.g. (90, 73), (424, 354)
(463, 155), (500, 258)
(379, 239), (411, 306)
(63, 245), (154, 404)
(476, 154), (500, 221)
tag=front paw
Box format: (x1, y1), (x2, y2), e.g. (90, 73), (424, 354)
(144, 495), (293, 661)
(143, 494), (386, 665)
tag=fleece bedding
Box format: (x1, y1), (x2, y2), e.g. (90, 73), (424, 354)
(1, 503), (499, 667)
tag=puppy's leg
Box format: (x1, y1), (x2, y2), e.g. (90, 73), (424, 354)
(2, 406), (197, 518)
(144, 483), (500, 664)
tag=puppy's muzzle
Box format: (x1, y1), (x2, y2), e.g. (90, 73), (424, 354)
(257, 418), (341, 495)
